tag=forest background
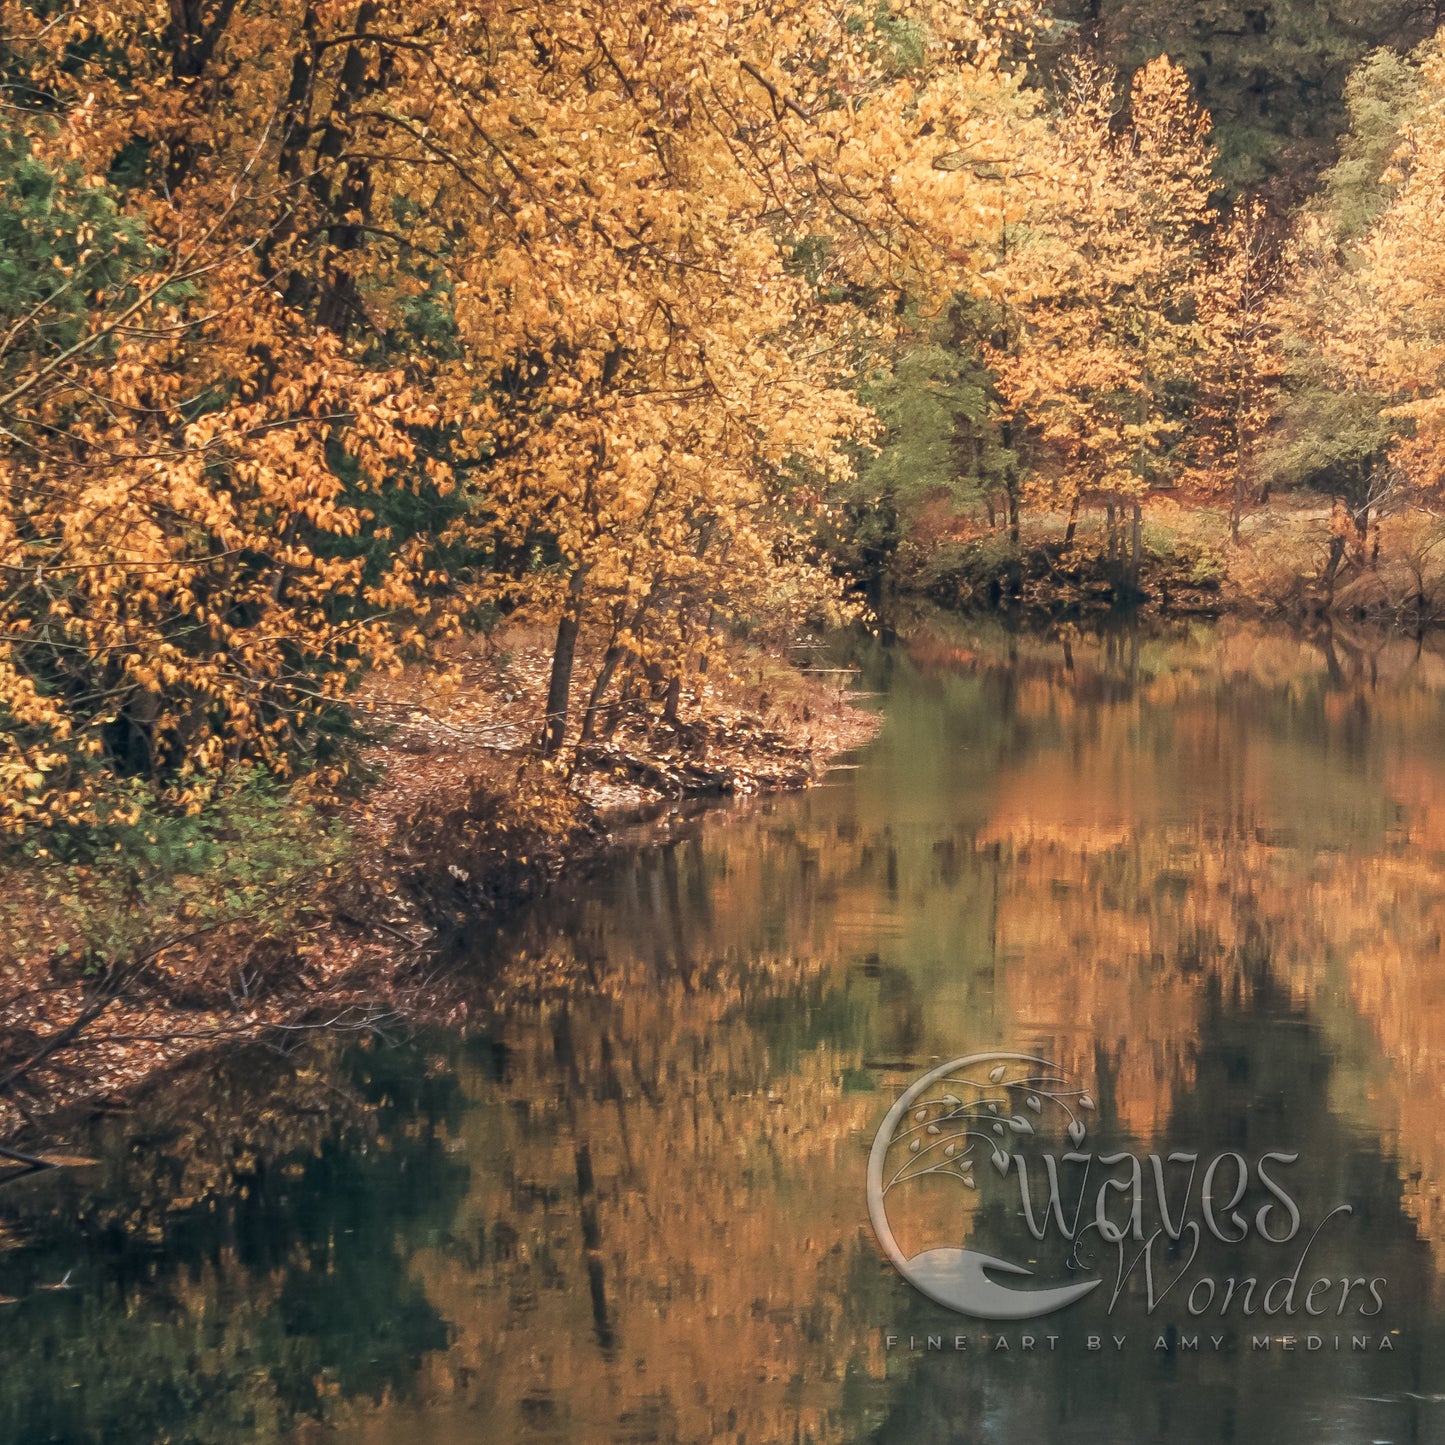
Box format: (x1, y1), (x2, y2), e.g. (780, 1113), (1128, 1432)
(5, 0), (1445, 1110)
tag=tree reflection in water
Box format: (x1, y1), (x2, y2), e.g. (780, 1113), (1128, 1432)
(7, 616), (1445, 1443)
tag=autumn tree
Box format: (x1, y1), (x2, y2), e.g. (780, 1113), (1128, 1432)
(1343, 38), (1445, 502)
(1268, 37), (1445, 573)
(0, 1), (478, 828)
(990, 55), (1217, 585)
(9, 0), (1382, 825)
(0, 0), (1070, 818)
(480, 1), (1056, 755)
(1188, 196), (1284, 540)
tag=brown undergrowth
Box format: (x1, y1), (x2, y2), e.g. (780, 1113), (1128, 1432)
(0, 628), (878, 1147)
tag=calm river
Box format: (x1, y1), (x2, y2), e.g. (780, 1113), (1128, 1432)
(5, 615), (1445, 1443)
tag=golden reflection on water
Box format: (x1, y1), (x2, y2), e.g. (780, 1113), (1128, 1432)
(325, 617), (1445, 1442)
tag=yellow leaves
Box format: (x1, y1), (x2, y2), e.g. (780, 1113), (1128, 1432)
(989, 54), (1223, 504)
(0, 0), (1058, 824)
(0, 241), (446, 822)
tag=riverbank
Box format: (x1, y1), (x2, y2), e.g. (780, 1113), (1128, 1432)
(4, 487), (1432, 1153)
(0, 628), (879, 1145)
(912, 496), (1445, 624)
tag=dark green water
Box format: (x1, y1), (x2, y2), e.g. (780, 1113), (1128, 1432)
(6, 615), (1445, 1443)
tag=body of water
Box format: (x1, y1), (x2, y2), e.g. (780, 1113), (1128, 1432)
(5, 615), (1445, 1443)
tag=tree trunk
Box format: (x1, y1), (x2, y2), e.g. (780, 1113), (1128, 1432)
(275, 5), (320, 193)
(579, 587), (662, 745)
(661, 672), (682, 728)
(1063, 495), (1080, 549)
(579, 645), (626, 746)
(601, 668), (637, 742)
(695, 606), (716, 675)
(1129, 501), (1142, 588)
(311, 3), (382, 337)
(1324, 534), (1346, 610)
(1000, 420), (1020, 543)
(661, 611), (699, 729)
(540, 564), (589, 758)
(162, 0), (242, 188)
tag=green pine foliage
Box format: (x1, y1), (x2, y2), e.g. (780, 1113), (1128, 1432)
(1264, 41), (1431, 500)
(1043, 0), (1434, 191)
(0, 129), (149, 369)
(824, 318), (1013, 585)
(1320, 46), (1424, 240)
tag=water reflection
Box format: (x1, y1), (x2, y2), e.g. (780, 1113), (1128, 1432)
(0, 1045), (469, 1443)
(8, 616), (1445, 1441)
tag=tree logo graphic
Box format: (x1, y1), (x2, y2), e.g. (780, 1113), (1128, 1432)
(866, 1052), (1103, 1319)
